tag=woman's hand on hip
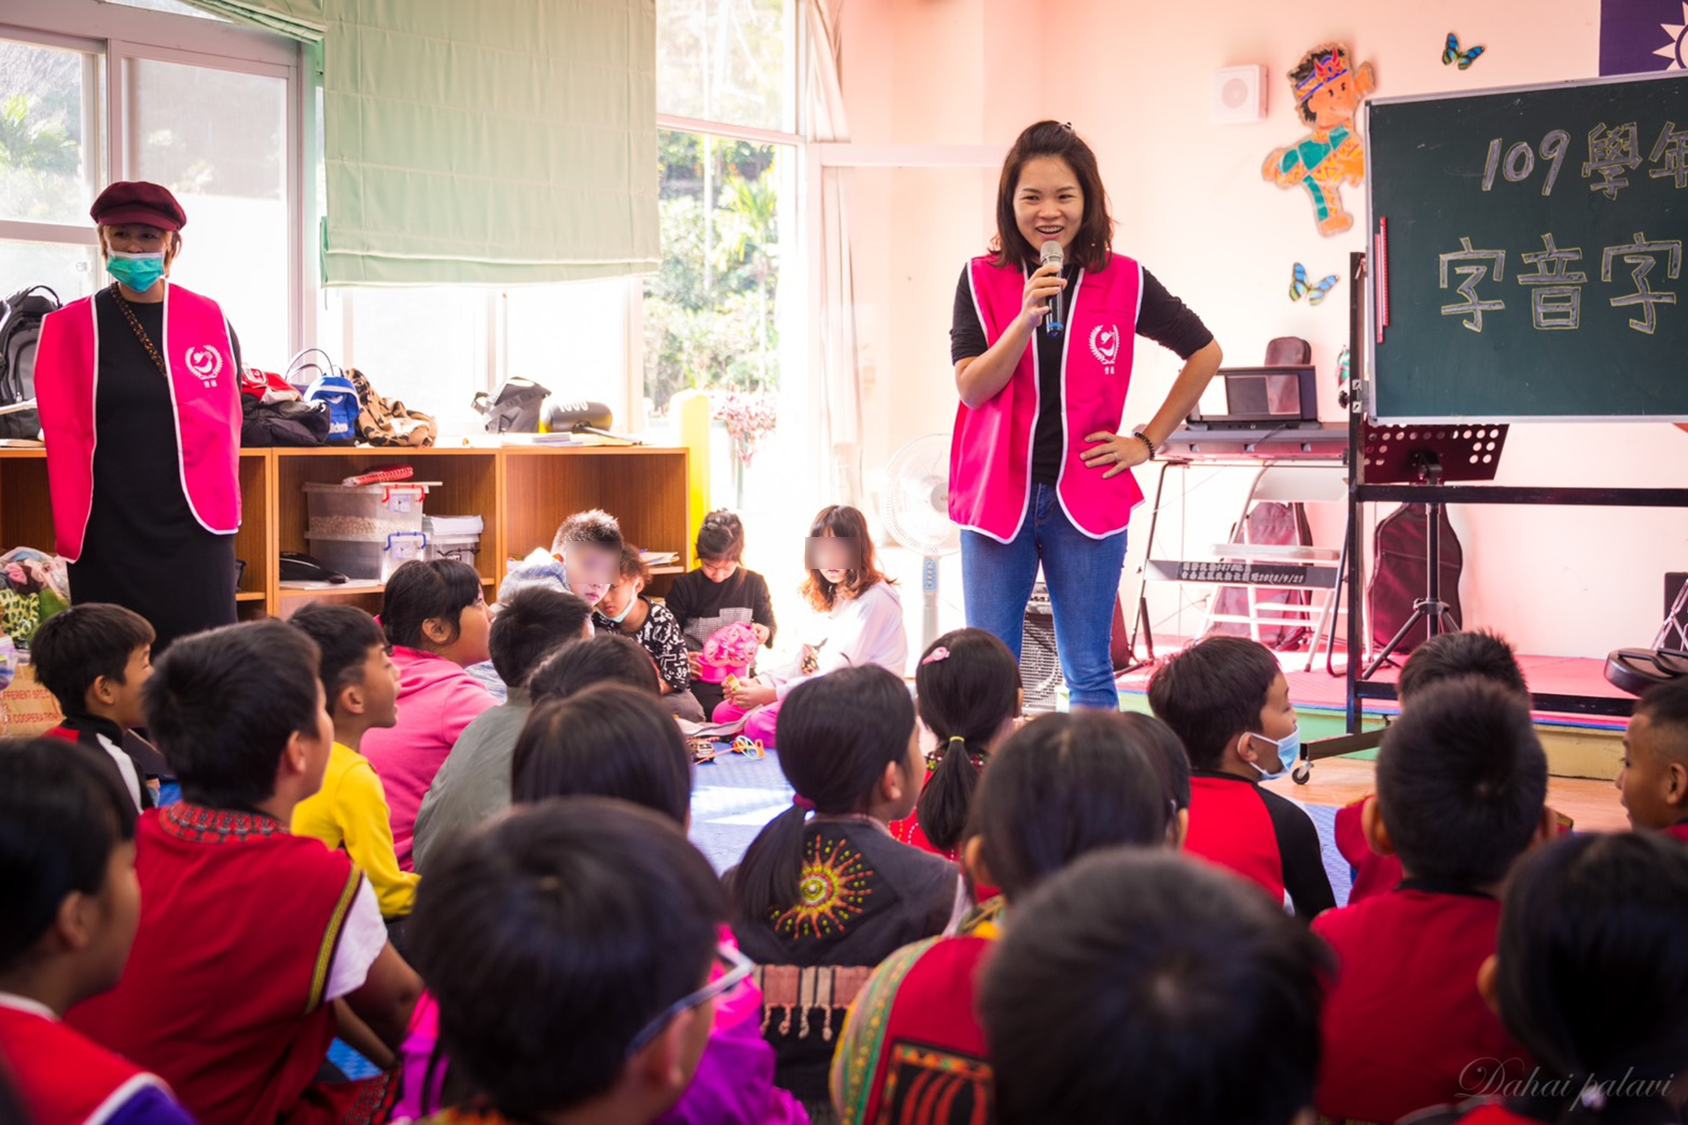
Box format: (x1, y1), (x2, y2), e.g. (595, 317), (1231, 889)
(1081, 431), (1151, 479)
(1020, 262), (1066, 330)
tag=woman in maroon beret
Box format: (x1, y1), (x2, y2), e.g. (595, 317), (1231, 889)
(33, 181), (243, 651)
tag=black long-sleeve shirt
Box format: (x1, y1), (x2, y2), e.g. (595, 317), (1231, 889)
(950, 262), (1214, 484)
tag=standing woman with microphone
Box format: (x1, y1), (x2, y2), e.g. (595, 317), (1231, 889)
(950, 121), (1223, 709)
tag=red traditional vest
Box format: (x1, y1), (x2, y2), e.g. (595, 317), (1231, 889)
(949, 253), (1144, 542)
(0, 999), (174, 1125)
(34, 284), (242, 562)
(65, 805), (386, 1125)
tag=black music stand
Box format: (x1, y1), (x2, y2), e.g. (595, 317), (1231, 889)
(1358, 423), (1509, 679)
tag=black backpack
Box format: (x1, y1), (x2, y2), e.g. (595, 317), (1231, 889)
(0, 285), (61, 440)
(1368, 503), (1464, 656)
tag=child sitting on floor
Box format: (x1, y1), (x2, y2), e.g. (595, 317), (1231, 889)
(1314, 678), (1549, 1124)
(0, 738), (194, 1125)
(887, 629), (1021, 866)
(66, 621), (421, 1125)
(407, 799), (736, 1125)
(1408, 832), (1688, 1125)
(1336, 629), (1531, 904)
(594, 544), (705, 721)
(33, 603), (163, 811)
(666, 510), (777, 718)
(729, 664), (959, 1115)
(832, 710), (1183, 1125)
(411, 587), (591, 873)
(527, 633), (664, 701)
(286, 604), (417, 923)
(1147, 634), (1335, 919)
(1616, 676), (1688, 842)
(360, 559), (494, 872)
(498, 508), (623, 609)
(980, 850), (1330, 1125)
(715, 505), (906, 747)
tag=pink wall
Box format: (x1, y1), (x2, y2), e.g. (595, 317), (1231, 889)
(841, 0), (1688, 659)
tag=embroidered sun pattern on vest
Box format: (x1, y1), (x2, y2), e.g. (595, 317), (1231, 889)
(161, 802), (285, 844)
(772, 833), (875, 941)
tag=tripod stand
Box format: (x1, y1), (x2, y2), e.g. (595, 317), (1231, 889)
(1362, 452), (1458, 677)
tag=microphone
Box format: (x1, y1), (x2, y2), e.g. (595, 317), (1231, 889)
(1040, 240), (1065, 338)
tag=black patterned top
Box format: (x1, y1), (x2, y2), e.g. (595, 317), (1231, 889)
(593, 597), (691, 692)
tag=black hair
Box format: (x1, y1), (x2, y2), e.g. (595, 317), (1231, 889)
(695, 509), (746, 563)
(971, 711), (1174, 901)
(551, 509), (624, 555)
(287, 603), (387, 715)
(1147, 635), (1281, 771)
(732, 665), (916, 924)
(511, 684), (692, 826)
(980, 850), (1330, 1125)
(1635, 675), (1688, 762)
(527, 634), (661, 702)
(914, 629), (1020, 853)
(0, 737), (139, 969)
(1494, 832), (1688, 1114)
(30, 603), (156, 718)
(490, 587), (593, 689)
(614, 543), (652, 586)
(381, 559), (483, 651)
(408, 798), (725, 1120)
(1126, 711), (1193, 812)
(1397, 629), (1527, 705)
(991, 120), (1116, 273)
(143, 621), (324, 808)
(1378, 678), (1547, 887)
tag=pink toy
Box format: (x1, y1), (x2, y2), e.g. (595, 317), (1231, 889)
(698, 621), (760, 684)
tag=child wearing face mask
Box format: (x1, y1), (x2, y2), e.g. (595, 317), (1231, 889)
(1147, 635), (1335, 921)
(593, 545), (703, 722)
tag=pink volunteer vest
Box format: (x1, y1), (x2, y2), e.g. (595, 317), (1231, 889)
(35, 283), (242, 562)
(949, 252), (1145, 542)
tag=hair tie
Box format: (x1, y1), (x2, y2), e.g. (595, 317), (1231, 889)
(947, 735), (968, 749)
(921, 646), (951, 666)
(792, 794), (815, 812)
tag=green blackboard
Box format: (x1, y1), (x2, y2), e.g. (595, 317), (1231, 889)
(1366, 72), (1688, 421)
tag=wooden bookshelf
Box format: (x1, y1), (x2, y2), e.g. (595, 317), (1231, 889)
(0, 443), (690, 621)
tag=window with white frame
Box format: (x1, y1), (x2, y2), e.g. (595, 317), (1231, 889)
(646, 0), (800, 422)
(0, 2), (301, 370)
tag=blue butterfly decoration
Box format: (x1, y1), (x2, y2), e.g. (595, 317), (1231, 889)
(1288, 263), (1340, 306)
(1444, 32), (1484, 70)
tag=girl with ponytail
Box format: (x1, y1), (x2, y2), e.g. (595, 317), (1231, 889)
(727, 665), (961, 1115)
(888, 629), (1021, 866)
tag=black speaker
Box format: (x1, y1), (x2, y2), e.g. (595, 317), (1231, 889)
(1021, 583), (1063, 711)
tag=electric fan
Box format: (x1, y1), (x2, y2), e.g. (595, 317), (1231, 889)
(879, 434), (960, 653)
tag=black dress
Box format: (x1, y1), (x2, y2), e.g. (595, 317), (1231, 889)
(65, 288), (240, 653)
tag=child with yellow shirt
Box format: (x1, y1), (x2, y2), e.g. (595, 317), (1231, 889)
(288, 603), (417, 921)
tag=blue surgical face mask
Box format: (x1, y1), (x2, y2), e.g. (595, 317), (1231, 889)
(604, 596), (636, 625)
(1247, 725), (1301, 780)
(106, 250), (166, 292)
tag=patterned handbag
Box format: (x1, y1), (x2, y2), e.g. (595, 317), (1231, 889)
(345, 366), (437, 448)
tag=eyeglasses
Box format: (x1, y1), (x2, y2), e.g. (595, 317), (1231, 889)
(625, 943), (755, 1057)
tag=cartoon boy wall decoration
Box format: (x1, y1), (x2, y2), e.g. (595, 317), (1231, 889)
(1264, 43), (1377, 236)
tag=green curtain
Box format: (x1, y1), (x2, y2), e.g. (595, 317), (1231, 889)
(178, 0), (326, 40)
(185, 0), (659, 287)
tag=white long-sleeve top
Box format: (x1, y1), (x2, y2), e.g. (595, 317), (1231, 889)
(772, 580), (908, 699)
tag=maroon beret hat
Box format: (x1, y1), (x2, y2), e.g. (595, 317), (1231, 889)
(90, 181), (187, 231)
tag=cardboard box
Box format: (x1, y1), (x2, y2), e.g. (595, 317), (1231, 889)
(3, 662), (63, 737)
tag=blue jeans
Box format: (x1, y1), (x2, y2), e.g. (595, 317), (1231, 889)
(961, 483), (1128, 710)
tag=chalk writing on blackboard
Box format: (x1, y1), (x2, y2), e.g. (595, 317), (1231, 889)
(1653, 121), (1688, 188)
(1583, 122), (1643, 199)
(1482, 131), (1570, 196)
(1601, 234), (1683, 335)
(1438, 237), (1506, 332)
(1517, 234), (1587, 330)
(1436, 234), (1682, 335)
